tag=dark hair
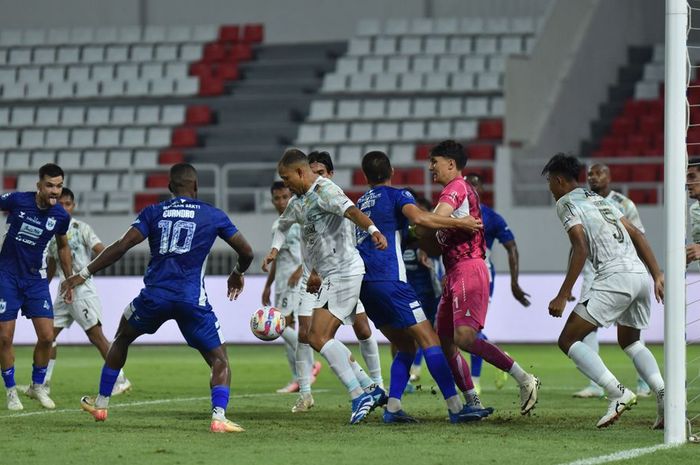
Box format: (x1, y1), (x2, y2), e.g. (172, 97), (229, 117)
(307, 150), (334, 173)
(430, 140), (466, 169)
(270, 181), (288, 193)
(279, 148), (308, 168)
(465, 172), (483, 186)
(60, 187), (75, 202)
(689, 158), (700, 170)
(169, 163), (198, 191)
(403, 187), (432, 210)
(38, 163), (64, 180)
(361, 151), (392, 184)
(541, 153), (583, 181)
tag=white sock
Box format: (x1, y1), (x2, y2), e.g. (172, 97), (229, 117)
(446, 395), (462, 414)
(281, 326), (298, 381)
(340, 343), (373, 389)
(296, 343), (312, 394)
(623, 341), (665, 393)
(319, 339), (363, 398)
(45, 359), (56, 383)
(387, 397), (401, 413)
(568, 341), (621, 398)
(582, 332), (601, 388)
(508, 362), (531, 385)
(359, 336), (383, 386)
(212, 406), (226, 420)
(95, 394), (110, 409)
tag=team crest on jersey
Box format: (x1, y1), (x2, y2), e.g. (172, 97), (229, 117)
(46, 217), (56, 231)
(0, 299), (5, 314)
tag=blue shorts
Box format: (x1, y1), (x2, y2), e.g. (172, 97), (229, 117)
(360, 281), (427, 329)
(0, 272), (53, 322)
(416, 290), (438, 325)
(124, 289), (225, 352)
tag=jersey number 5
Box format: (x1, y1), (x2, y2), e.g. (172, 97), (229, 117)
(596, 207), (624, 244)
(157, 220), (197, 255)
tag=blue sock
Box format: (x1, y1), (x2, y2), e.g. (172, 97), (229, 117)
(1, 366), (16, 388)
(32, 365), (48, 385)
(413, 348), (423, 366)
(99, 365), (121, 397)
(389, 352), (413, 400)
(470, 332), (488, 377)
(211, 385), (230, 411)
(424, 346), (458, 399)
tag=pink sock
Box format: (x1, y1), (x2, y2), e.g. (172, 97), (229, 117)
(448, 352), (474, 391)
(470, 338), (514, 372)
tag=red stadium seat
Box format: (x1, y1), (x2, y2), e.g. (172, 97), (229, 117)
(480, 191), (494, 207)
(242, 24), (264, 43)
(198, 76), (224, 96)
(185, 105), (213, 125)
(230, 43), (253, 61)
(611, 117), (635, 136)
(171, 127), (198, 148)
(466, 144), (495, 160)
(345, 190), (363, 203)
(401, 168), (424, 185)
(477, 119), (503, 140)
(600, 136), (625, 153)
(608, 165), (631, 182)
(628, 189), (658, 205)
(689, 143), (700, 155)
(189, 61), (211, 78)
(203, 43), (226, 62)
(134, 193), (160, 212)
(627, 134), (650, 152)
(639, 115), (663, 134)
(623, 100), (647, 118)
(631, 165), (657, 182)
(216, 63), (240, 80)
(158, 150), (185, 165)
(146, 173), (170, 188)
(218, 25), (241, 42)
(3, 175), (17, 190)
(415, 144), (431, 160)
(465, 167), (493, 184)
(352, 169), (365, 186)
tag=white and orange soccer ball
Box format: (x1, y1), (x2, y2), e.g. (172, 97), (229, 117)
(250, 306), (286, 341)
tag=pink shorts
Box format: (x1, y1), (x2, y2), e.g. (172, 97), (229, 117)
(436, 259), (489, 338)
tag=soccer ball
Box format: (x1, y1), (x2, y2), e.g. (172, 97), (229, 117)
(250, 307), (286, 341)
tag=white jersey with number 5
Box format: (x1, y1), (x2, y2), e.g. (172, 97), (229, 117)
(47, 218), (102, 300)
(558, 188), (646, 299)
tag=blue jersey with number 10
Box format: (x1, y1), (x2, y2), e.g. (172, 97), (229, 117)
(131, 197), (238, 305)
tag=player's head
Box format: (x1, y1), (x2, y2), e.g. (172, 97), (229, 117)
(586, 163), (610, 195)
(278, 148), (311, 195)
(429, 140), (466, 186)
(308, 150), (334, 179)
(688, 157), (700, 200)
(541, 153), (582, 201)
(465, 172), (484, 196)
(37, 163), (65, 207)
(169, 163), (198, 197)
(361, 151), (393, 186)
(58, 187), (76, 215)
(270, 180), (291, 214)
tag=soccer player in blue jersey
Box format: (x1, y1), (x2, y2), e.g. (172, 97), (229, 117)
(1, 163), (73, 411)
(356, 151), (492, 423)
(465, 173), (530, 394)
(61, 164), (253, 433)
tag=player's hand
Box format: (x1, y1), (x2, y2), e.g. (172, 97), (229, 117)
(548, 294), (568, 318)
(262, 285), (271, 306)
(372, 231), (388, 250)
(227, 272), (244, 300)
(63, 286), (73, 305)
(262, 249), (278, 273)
(288, 266), (303, 287)
(306, 272), (322, 294)
(687, 244), (700, 264)
(511, 283), (531, 307)
(653, 273), (665, 303)
(457, 216), (483, 233)
(60, 274), (84, 304)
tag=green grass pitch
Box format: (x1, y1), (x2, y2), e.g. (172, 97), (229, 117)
(2, 343), (698, 465)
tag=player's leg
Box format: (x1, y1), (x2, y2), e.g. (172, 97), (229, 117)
(44, 298), (71, 390)
(27, 317), (56, 409)
(572, 329), (605, 398)
(352, 305), (383, 387)
(276, 290), (300, 393)
(377, 326), (419, 422)
(0, 319), (22, 411)
(292, 309), (317, 412)
(200, 344), (244, 433)
(470, 331), (486, 394)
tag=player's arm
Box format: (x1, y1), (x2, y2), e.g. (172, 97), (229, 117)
(261, 258), (276, 306)
(549, 225), (588, 318)
(502, 240), (531, 307)
(263, 205), (297, 272)
(401, 203), (482, 232)
(46, 256), (57, 282)
(687, 243), (700, 264)
(55, 234), (74, 303)
(344, 206), (387, 250)
(414, 202), (455, 238)
(621, 217), (664, 302)
(91, 242), (106, 257)
(224, 231), (254, 301)
(60, 227), (145, 297)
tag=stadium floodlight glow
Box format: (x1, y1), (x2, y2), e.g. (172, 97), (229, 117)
(664, 0), (688, 446)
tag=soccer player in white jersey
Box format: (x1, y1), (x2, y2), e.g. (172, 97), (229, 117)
(685, 158), (700, 264)
(543, 154), (665, 428)
(263, 149), (388, 424)
(262, 181), (321, 396)
(572, 163), (651, 398)
(306, 151), (384, 388)
(23, 189), (131, 397)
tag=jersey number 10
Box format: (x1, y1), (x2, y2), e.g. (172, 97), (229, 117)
(157, 220), (197, 255)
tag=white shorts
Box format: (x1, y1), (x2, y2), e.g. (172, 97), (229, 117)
(300, 274), (364, 325)
(53, 296), (103, 331)
(275, 284), (302, 318)
(573, 273), (650, 330)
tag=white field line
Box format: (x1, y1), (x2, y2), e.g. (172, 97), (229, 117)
(558, 444), (675, 465)
(3, 389), (330, 419)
